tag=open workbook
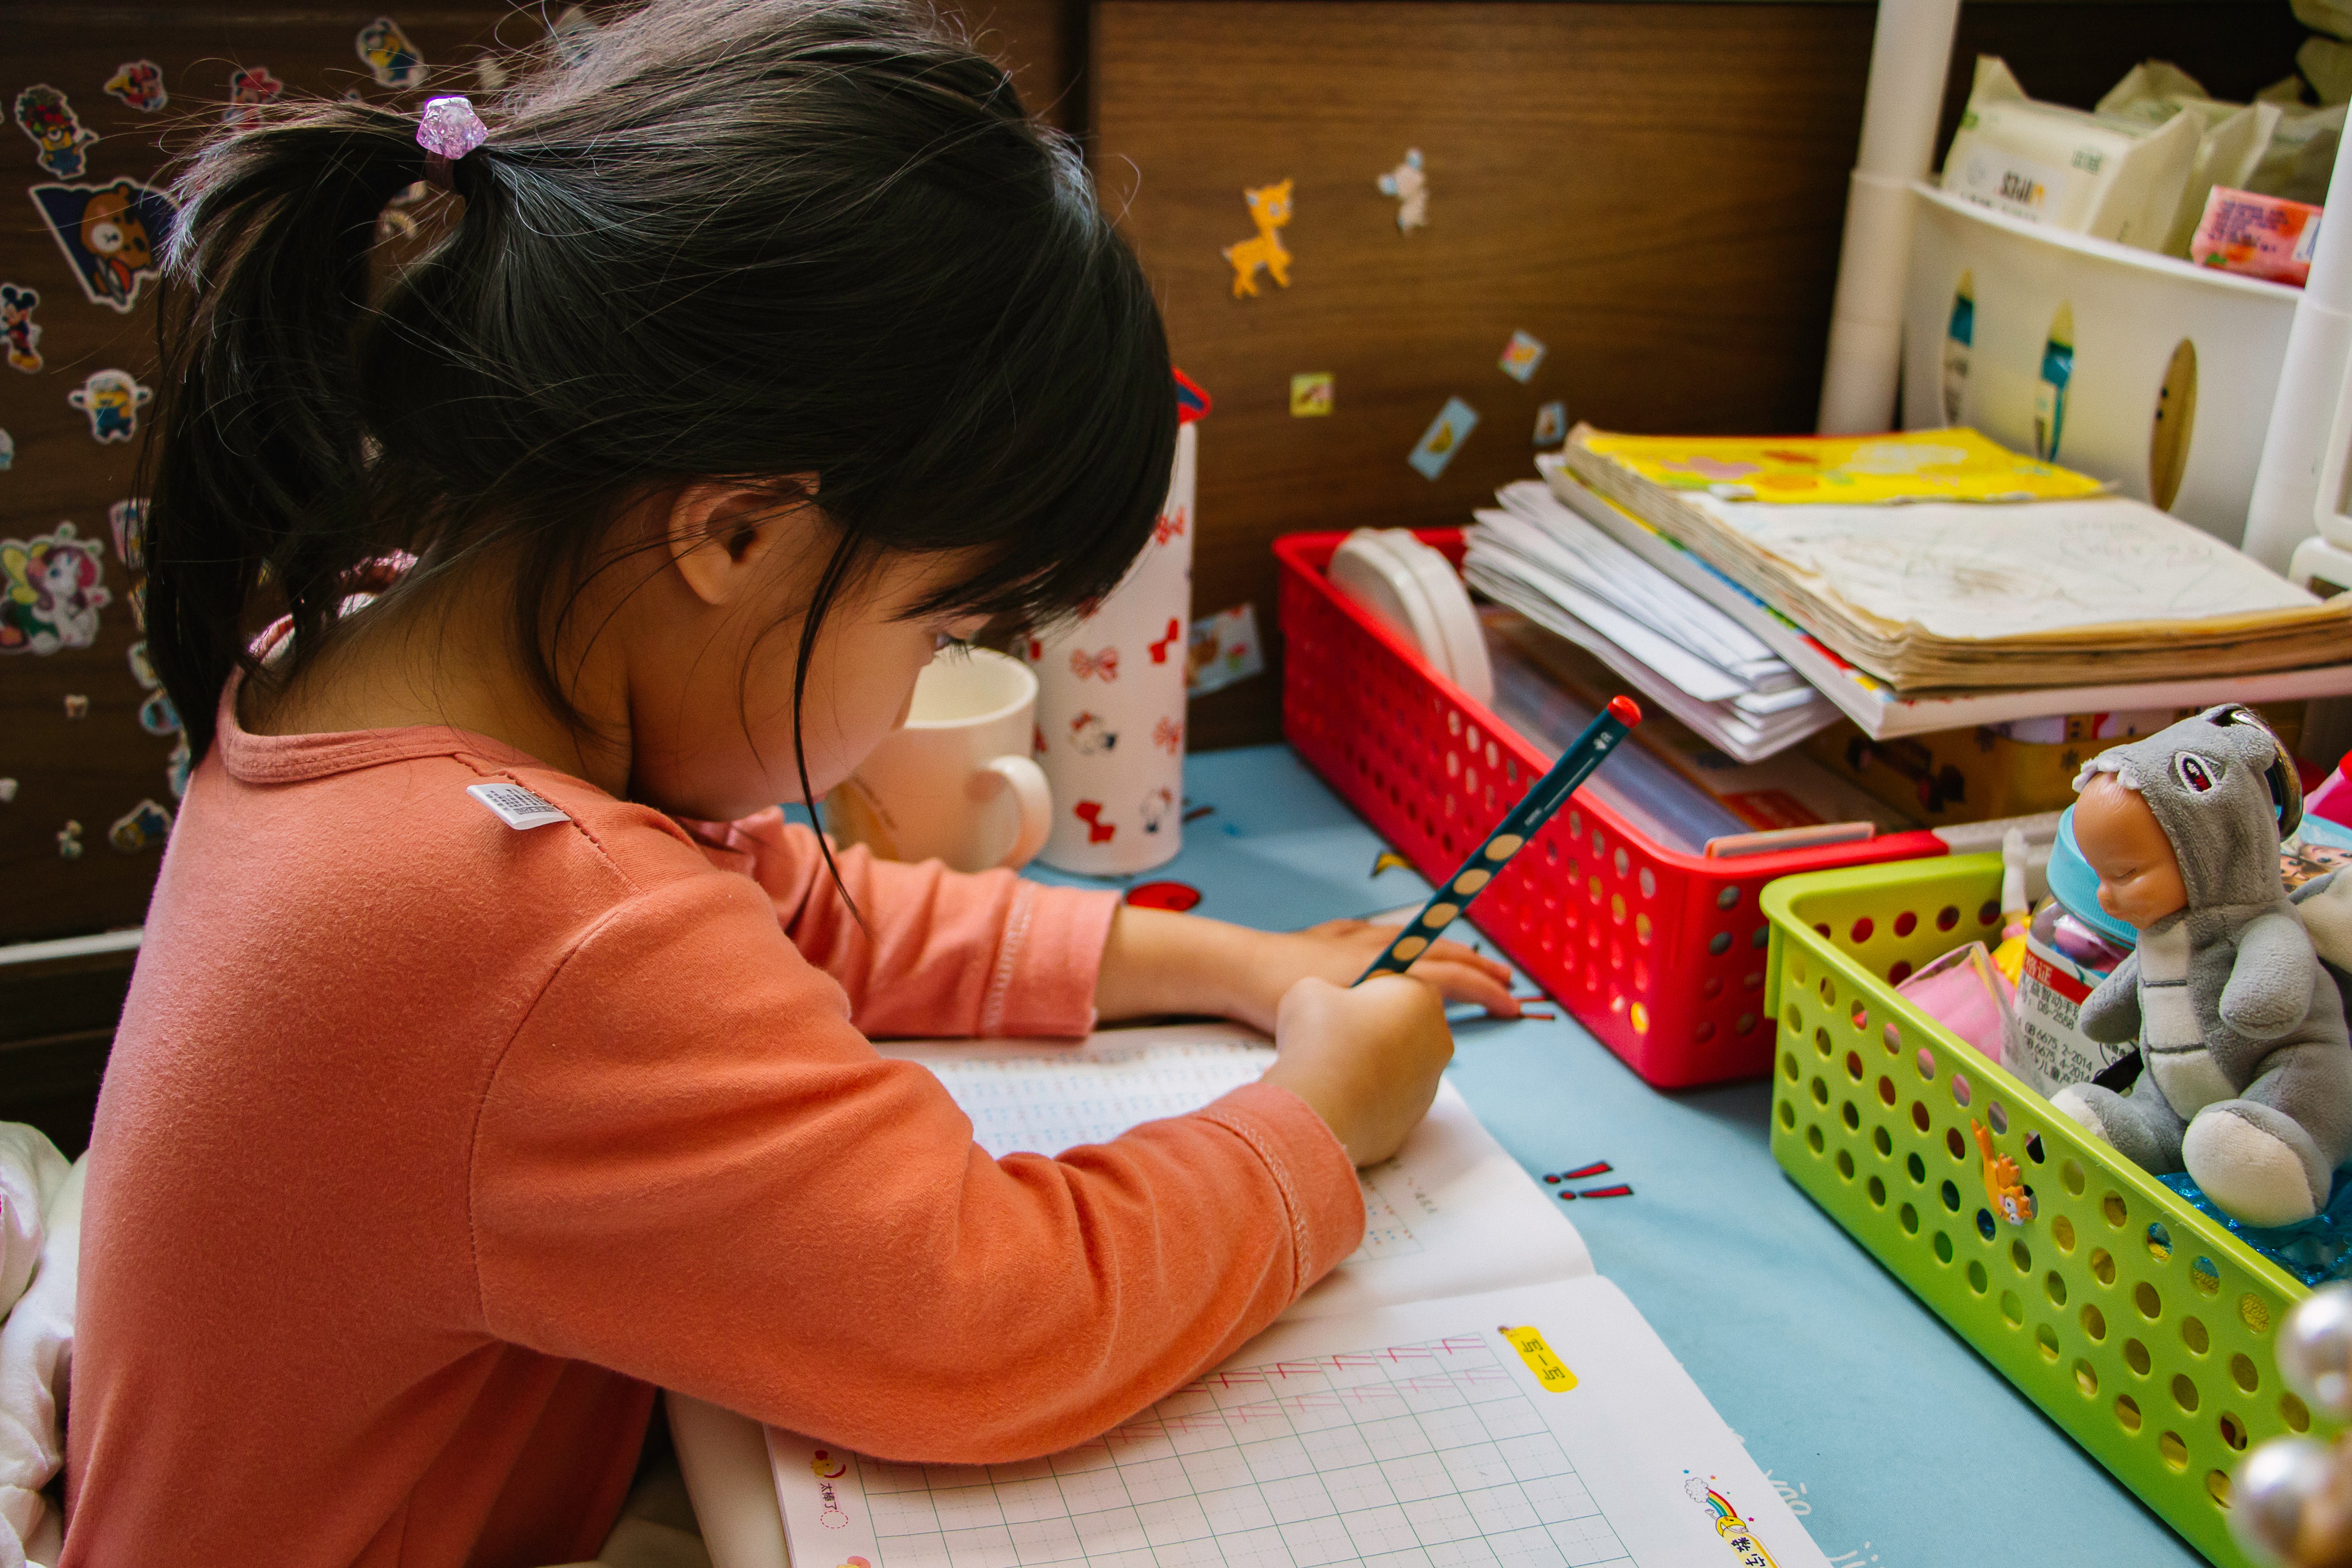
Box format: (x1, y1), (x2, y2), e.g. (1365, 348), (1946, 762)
(763, 1025), (1826, 1568)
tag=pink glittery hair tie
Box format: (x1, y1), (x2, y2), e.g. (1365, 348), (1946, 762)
(415, 95), (488, 189)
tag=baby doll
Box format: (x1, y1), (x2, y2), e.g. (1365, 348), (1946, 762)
(2050, 705), (2352, 1227)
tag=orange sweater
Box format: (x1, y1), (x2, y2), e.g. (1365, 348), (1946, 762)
(64, 701), (1363, 1567)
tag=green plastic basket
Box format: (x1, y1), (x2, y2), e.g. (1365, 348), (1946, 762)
(1765, 854), (2340, 1568)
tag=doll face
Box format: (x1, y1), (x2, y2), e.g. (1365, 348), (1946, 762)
(2075, 772), (2190, 930)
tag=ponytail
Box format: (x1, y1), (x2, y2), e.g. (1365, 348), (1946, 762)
(143, 101), (434, 760)
(140, 0), (1175, 785)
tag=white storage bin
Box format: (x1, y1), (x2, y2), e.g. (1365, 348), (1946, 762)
(1901, 181), (2299, 545)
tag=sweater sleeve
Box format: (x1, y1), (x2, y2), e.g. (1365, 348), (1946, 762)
(468, 873), (1364, 1463)
(684, 808), (1116, 1039)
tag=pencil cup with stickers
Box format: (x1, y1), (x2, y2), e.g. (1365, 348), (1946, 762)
(1028, 389), (1206, 874)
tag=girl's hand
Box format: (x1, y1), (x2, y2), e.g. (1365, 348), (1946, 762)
(1095, 906), (1521, 1035)
(1261, 975), (1454, 1165)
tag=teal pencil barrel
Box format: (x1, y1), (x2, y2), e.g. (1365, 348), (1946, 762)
(1356, 695), (1641, 983)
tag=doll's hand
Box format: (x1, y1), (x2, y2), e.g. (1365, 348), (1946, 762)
(1095, 907), (1521, 1035)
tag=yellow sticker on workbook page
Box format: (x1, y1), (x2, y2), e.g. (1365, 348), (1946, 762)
(1577, 426), (2107, 505)
(1500, 1324), (1578, 1390)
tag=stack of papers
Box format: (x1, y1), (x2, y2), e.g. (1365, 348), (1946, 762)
(1463, 479), (1841, 762)
(1553, 425), (2352, 693)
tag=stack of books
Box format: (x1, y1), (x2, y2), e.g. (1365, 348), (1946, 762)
(1464, 481), (1841, 761)
(1523, 427), (2352, 740)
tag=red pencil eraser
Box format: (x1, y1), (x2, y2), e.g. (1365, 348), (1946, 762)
(1606, 695), (1642, 725)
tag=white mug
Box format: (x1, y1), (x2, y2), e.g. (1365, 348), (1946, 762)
(824, 646), (1052, 873)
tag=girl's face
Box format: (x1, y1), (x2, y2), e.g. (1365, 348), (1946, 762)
(619, 493), (992, 823)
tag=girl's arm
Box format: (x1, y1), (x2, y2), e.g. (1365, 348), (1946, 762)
(469, 873), (1366, 1462)
(690, 809), (1519, 1038)
(685, 807), (1115, 1039)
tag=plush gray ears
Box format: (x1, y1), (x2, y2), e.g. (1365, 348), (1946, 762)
(2196, 703), (2303, 837)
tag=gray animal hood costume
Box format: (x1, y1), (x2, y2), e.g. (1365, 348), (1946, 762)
(2051, 706), (2352, 1227)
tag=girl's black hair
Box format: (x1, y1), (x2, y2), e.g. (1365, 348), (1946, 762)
(143, 0), (1175, 824)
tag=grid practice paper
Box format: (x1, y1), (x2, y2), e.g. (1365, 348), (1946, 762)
(877, 1026), (1591, 1319)
(769, 1280), (1829, 1568)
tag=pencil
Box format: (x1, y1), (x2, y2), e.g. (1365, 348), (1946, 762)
(1354, 695), (1641, 986)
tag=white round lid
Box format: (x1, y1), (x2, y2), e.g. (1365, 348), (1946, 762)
(1330, 530), (1453, 684)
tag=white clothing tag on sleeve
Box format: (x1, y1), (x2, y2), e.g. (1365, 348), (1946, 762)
(466, 781), (570, 830)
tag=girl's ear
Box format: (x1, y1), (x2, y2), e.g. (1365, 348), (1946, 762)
(665, 478), (820, 607)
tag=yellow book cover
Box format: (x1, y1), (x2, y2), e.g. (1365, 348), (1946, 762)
(1578, 426), (2110, 505)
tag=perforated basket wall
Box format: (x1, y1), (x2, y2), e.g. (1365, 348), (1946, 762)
(1765, 855), (2340, 1568)
(1275, 530), (1946, 1087)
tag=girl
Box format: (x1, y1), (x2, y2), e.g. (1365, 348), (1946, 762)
(67, 3), (1514, 1563)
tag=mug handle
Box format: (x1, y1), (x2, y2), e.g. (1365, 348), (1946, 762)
(982, 755), (1053, 870)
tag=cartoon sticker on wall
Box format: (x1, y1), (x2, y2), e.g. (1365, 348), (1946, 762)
(0, 285), (38, 374)
(3, 521), (110, 656)
(1188, 604), (1264, 696)
(1290, 372), (1334, 416)
(108, 798), (173, 854)
(357, 18), (430, 90)
(104, 60), (169, 114)
(0, 429), (13, 471)
(1222, 179), (1292, 299)
(13, 86), (98, 178)
(226, 66), (286, 127)
(1498, 330), (1547, 385)
(109, 499), (146, 573)
(551, 5), (601, 65)
(30, 179), (178, 312)
(1408, 396), (1479, 480)
(1533, 401), (1567, 445)
(56, 820), (83, 860)
(1378, 148), (1427, 234)
(68, 370), (153, 444)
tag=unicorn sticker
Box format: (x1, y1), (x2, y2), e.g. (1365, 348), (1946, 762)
(2, 522), (110, 657)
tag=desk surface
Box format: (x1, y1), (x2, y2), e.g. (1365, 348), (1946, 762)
(1029, 744), (2199, 1568)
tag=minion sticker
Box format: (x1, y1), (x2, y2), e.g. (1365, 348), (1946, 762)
(67, 369), (154, 444)
(2, 284), (41, 374)
(356, 17), (430, 90)
(104, 60), (169, 114)
(29, 180), (179, 312)
(12, 86), (98, 179)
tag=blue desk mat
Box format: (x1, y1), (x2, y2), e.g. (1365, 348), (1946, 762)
(1029, 744), (2200, 1568)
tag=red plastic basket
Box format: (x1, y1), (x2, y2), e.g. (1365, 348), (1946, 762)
(1277, 529), (1949, 1087)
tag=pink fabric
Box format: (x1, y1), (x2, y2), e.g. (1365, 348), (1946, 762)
(63, 692), (1364, 1568)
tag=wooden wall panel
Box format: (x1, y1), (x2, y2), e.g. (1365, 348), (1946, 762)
(0, 1), (1069, 947)
(1096, 1), (1877, 747)
(1099, 0), (2309, 750)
